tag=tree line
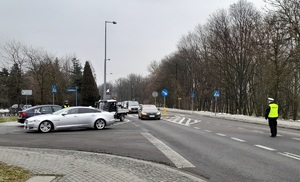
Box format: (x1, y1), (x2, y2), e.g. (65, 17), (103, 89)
(109, 0), (300, 120)
(0, 41), (99, 108)
(1, 0), (299, 120)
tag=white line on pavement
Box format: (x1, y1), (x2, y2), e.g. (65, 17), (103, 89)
(255, 145), (276, 151)
(216, 133), (226, 137)
(204, 130), (212, 132)
(185, 119), (191, 126)
(141, 132), (195, 168)
(194, 127), (200, 130)
(230, 137), (246, 142)
(179, 118), (185, 124)
(278, 152), (300, 161)
(292, 137), (300, 141)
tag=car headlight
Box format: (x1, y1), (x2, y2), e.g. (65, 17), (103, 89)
(28, 119), (39, 124)
(157, 112), (161, 115)
(141, 112), (147, 115)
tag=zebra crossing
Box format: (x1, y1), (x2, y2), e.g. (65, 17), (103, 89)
(126, 114), (200, 126)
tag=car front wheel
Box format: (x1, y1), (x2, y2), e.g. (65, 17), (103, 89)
(94, 119), (106, 130)
(39, 121), (52, 133)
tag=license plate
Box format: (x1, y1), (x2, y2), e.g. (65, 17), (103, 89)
(149, 115), (155, 117)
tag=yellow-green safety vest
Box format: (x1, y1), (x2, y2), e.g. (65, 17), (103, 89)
(268, 103), (278, 118)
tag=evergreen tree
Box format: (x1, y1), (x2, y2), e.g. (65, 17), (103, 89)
(7, 63), (23, 106)
(0, 68), (9, 107)
(81, 61), (99, 106)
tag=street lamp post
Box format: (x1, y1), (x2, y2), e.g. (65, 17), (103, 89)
(103, 20), (117, 100)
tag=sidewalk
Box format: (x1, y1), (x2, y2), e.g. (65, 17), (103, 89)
(0, 146), (205, 182)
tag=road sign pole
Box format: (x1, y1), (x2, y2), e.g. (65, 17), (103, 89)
(76, 89), (78, 106)
(215, 97), (217, 116)
(53, 94), (54, 105)
(163, 96), (166, 115)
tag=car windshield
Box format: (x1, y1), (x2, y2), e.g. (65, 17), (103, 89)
(129, 101), (139, 106)
(143, 105), (158, 111)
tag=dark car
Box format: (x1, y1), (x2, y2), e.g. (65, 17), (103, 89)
(138, 104), (161, 120)
(18, 105), (62, 123)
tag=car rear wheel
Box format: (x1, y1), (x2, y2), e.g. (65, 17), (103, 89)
(120, 114), (125, 121)
(94, 119), (106, 130)
(39, 121), (52, 133)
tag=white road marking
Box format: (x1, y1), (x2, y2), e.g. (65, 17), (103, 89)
(278, 152), (300, 161)
(277, 134), (283, 136)
(179, 118), (185, 124)
(194, 127), (200, 130)
(292, 137), (300, 141)
(230, 137), (246, 142)
(141, 132), (195, 168)
(204, 130), (212, 132)
(216, 133), (226, 137)
(255, 145), (276, 151)
(238, 127), (245, 130)
(185, 119), (191, 126)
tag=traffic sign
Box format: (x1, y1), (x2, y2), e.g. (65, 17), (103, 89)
(152, 91), (158, 97)
(161, 89), (168, 97)
(191, 92), (195, 98)
(21, 90), (32, 95)
(52, 85), (57, 94)
(214, 90), (220, 97)
(67, 88), (77, 92)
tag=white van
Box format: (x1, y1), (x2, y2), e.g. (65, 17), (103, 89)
(124, 101), (139, 113)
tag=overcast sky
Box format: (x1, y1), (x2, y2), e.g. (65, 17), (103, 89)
(0, 0), (267, 85)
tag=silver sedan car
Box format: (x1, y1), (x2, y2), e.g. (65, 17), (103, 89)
(24, 106), (115, 133)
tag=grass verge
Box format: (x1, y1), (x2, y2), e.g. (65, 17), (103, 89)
(0, 116), (18, 123)
(0, 162), (33, 182)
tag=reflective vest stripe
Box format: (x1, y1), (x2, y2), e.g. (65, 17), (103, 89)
(268, 103), (278, 118)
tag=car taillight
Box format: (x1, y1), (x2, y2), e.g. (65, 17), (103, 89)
(19, 112), (27, 117)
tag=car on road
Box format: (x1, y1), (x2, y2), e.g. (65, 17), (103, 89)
(18, 105), (62, 123)
(138, 104), (161, 120)
(24, 106), (115, 133)
(124, 100), (139, 113)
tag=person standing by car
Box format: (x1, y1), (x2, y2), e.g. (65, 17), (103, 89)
(265, 97), (279, 137)
(63, 100), (70, 108)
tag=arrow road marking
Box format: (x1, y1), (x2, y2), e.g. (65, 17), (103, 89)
(141, 132), (195, 168)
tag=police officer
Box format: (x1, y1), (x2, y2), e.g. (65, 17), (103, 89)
(265, 97), (279, 137)
(63, 100), (70, 108)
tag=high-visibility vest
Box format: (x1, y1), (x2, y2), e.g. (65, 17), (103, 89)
(64, 104), (69, 108)
(268, 103), (279, 118)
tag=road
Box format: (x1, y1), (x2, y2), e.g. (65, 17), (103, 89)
(0, 111), (300, 181)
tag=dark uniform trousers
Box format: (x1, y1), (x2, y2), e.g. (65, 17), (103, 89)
(268, 118), (277, 136)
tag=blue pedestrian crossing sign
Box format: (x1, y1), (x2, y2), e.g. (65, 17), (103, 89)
(52, 85), (57, 94)
(161, 89), (168, 97)
(214, 90), (220, 97)
(191, 92), (196, 98)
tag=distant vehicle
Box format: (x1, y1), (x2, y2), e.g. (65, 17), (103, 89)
(24, 106), (115, 133)
(18, 105), (62, 124)
(95, 99), (128, 121)
(138, 104), (161, 120)
(124, 100), (139, 113)
(9, 104), (22, 115)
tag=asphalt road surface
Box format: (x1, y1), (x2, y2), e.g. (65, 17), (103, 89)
(0, 111), (299, 182)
